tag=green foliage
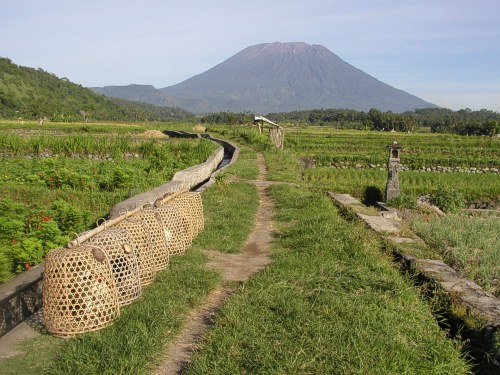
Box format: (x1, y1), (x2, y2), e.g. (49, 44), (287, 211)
(412, 214), (500, 295)
(10, 237), (44, 272)
(367, 108), (417, 132)
(206, 125), (272, 151)
(268, 108), (368, 127)
(387, 194), (417, 209)
(0, 57), (195, 122)
(214, 172), (229, 188)
(201, 111), (254, 125)
(0, 129), (218, 280)
(98, 165), (133, 191)
(186, 185), (470, 374)
(50, 200), (90, 233)
(0, 250), (12, 282)
(266, 107), (500, 135)
(240, 130), (271, 151)
(433, 186), (465, 213)
(0, 200), (67, 275)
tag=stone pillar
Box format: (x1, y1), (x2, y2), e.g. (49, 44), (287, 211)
(385, 141), (401, 201)
(270, 126), (284, 149)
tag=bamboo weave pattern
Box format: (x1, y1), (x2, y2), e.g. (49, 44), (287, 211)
(43, 245), (119, 338)
(134, 210), (170, 271)
(151, 205), (189, 256)
(87, 228), (142, 306)
(115, 218), (156, 286)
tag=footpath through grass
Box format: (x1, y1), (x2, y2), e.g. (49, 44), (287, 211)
(186, 184), (471, 374)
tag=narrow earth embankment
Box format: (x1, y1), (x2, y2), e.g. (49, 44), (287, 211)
(152, 153), (273, 374)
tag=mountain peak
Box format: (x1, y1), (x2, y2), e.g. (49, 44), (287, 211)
(161, 42), (435, 113)
(93, 42), (436, 114)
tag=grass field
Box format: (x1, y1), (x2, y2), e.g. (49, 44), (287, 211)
(185, 185), (471, 374)
(287, 127), (500, 169)
(1, 122), (497, 373)
(304, 167), (500, 202)
(211, 124), (500, 305)
(210, 125), (500, 203)
(411, 214), (500, 296)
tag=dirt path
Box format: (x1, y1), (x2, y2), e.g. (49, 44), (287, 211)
(152, 153), (273, 374)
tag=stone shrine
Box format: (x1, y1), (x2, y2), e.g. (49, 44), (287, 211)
(385, 141), (401, 201)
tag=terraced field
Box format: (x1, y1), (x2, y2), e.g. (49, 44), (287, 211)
(0, 122), (217, 281)
(1, 123), (498, 374)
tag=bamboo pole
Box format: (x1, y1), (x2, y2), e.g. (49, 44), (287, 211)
(67, 189), (188, 248)
(154, 189), (187, 207)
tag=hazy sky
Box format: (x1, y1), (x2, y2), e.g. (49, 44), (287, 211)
(2, 0), (499, 112)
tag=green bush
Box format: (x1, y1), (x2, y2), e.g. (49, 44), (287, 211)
(0, 199), (68, 274)
(11, 237), (45, 272)
(0, 250), (13, 282)
(387, 194), (417, 209)
(433, 186), (464, 213)
(51, 200), (90, 234)
(98, 165), (133, 191)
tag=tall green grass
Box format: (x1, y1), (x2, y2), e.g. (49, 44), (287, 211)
(287, 129), (500, 169)
(304, 167), (500, 202)
(264, 148), (303, 182)
(0, 134), (217, 280)
(223, 146), (260, 180)
(0, 131), (216, 159)
(412, 214), (500, 296)
(186, 185), (471, 374)
(194, 182), (259, 253)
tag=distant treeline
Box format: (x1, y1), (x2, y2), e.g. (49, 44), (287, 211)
(268, 108), (500, 136)
(0, 57), (195, 122)
(200, 111), (255, 125)
(368, 108), (500, 135)
(201, 108), (500, 136)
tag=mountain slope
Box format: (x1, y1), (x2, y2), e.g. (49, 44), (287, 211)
(161, 42), (436, 113)
(0, 58), (193, 121)
(90, 84), (183, 108)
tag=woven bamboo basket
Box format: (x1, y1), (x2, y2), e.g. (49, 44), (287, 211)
(87, 228), (142, 306)
(115, 218), (156, 286)
(43, 245), (119, 338)
(161, 192), (204, 240)
(152, 205), (189, 256)
(134, 210), (170, 271)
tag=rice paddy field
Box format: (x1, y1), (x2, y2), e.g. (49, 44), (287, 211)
(1, 121), (498, 374)
(287, 126), (500, 169)
(286, 127), (500, 201)
(207, 125), (500, 203)
(216, 123), (500, 299)
(0, 121), (217, 281)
